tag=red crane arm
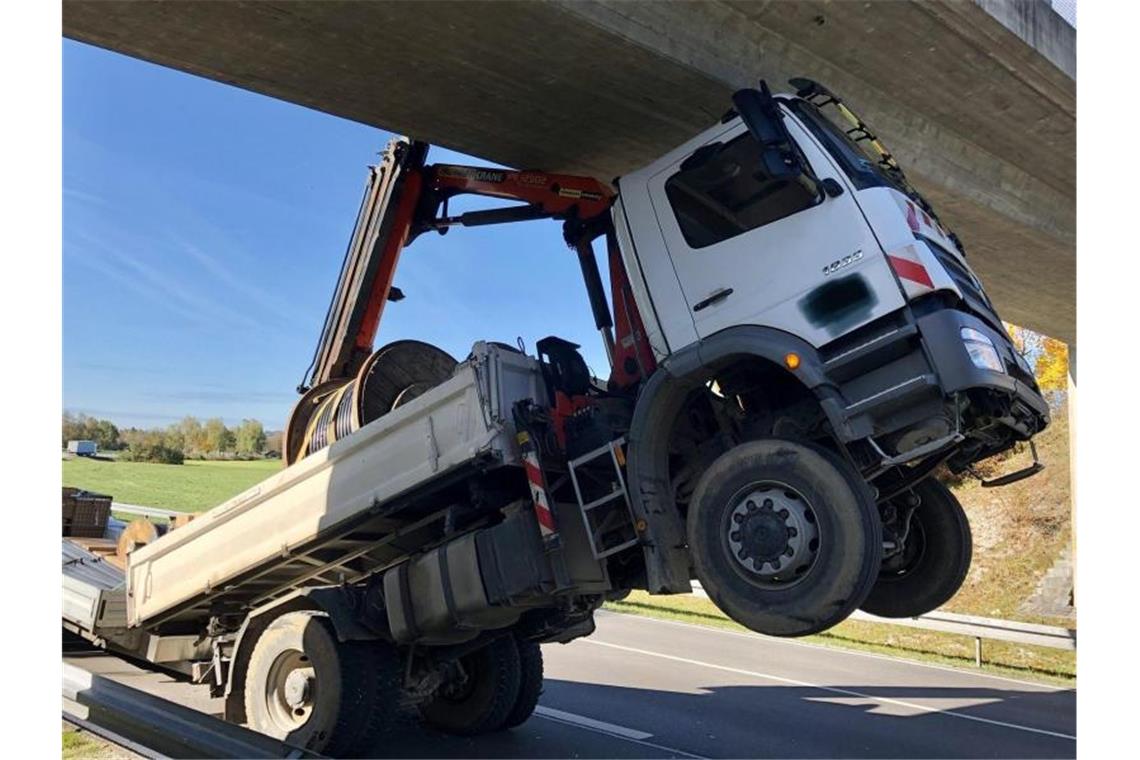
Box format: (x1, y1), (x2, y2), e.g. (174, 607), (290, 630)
(306, 144), (631, 393)
(425, 165), (615, 222)
(345, 165), (616, 377)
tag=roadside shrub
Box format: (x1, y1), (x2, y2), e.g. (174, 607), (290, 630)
(122, 442), (185, 465)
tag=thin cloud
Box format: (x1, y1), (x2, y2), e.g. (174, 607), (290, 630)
(142, 388), (296, 404)
(68, 228), (264, 332)
(63, 187), (109, 208)
(175, 237), (308, 330)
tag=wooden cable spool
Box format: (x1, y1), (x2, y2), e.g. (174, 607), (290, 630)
(283, 340), (457, 465)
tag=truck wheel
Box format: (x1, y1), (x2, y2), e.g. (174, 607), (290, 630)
(420, 636), (521, 735)
(503, 638), (543, 729)
(861, 477), (972, 618)
(243, 611), (400, 756)
(687, 439), (880, 637)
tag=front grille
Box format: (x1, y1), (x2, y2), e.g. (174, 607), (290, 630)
(925, 240), (1004, 333)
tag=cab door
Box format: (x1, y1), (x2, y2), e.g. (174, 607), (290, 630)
(646, 110), (904, 348)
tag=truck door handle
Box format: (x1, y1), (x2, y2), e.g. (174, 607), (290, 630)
(693, 288), (734, 312)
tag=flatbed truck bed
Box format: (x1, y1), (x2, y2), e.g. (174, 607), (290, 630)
(124, 342), (545, 630)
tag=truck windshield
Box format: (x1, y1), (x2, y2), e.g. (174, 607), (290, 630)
(783, 99), (906, 194)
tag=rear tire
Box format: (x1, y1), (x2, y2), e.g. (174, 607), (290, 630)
(687, 439), (881, 637)
(861, 477), (972, 618)
(503, 638), (543, 729)
(420, 636), (521, 735)
(243, 611), (401, 756)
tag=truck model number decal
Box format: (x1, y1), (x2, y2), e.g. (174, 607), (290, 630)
(822, 250), (863, 276)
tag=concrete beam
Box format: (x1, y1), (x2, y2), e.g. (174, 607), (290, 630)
(62, 0), (1075, 342)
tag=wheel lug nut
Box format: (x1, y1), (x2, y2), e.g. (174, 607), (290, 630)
(762, 499), (773, 510)
(746, 501), (757, 512)
(784, 546), (795, 557)
(788, 527), (797, 537)
(730, 531), (741, 541)
(778, 508), (789, 518)
(733, 513), (744, 524)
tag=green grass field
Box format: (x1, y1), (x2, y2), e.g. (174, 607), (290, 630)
(62, 457), (281, 512)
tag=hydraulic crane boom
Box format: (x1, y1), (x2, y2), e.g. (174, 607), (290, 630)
(300, 138), (617, 394)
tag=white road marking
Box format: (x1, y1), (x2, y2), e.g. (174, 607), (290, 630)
(534, 706), (653, 740)
(534, 706), (707, 759)
(584, 639), (1076, 742)
(598, 609), (1072, 692)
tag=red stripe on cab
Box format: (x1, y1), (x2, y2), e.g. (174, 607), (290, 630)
(887, 254), (934, 289)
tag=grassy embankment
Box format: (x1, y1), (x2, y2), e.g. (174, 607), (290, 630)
(62, 725), (134, 760)
(609, 404), (1075, 684)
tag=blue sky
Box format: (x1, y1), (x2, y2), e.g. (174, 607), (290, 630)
(63, 41), (611, 431)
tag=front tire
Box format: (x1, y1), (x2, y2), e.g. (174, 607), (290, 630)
(419, 636), (521, 735)
(687, 439), (881, 637)
(861, 477), (972, 618)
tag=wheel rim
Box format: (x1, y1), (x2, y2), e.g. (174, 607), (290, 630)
(264, 650), (316, 732)
(437, 658), (478, 703)
(722, 481), (821, 589)
(880, 513), (928, 580)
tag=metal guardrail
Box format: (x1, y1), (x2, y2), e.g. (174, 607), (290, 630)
(63, 662), (317, 758)
(690, 581), (1074, 666)
(112, 502), (186, 519)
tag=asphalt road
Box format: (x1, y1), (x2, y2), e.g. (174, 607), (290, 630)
(64, 610), (1075, 758)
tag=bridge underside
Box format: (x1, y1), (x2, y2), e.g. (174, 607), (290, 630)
(63, 0), (1075, 342)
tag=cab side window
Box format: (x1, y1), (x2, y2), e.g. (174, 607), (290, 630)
(665, 133), (821, 249)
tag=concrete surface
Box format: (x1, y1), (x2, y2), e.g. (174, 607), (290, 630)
(62, 0), (1075, 343)
(64, 610), (1076, 758)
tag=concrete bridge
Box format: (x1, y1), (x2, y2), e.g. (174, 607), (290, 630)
(63, 0), (1076, 343)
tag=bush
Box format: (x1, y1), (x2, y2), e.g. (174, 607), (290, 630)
(122, 442), (185, 465)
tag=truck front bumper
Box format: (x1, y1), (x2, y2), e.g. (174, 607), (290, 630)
(916, 309), (1050, 438)
(819, 306), (1049, 467)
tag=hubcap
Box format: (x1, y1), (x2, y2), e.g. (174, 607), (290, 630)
(265, 650), (316, 730)
(724, 483), (820, 588)
(283, 669), (312, 708)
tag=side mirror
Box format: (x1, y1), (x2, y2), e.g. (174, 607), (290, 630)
(732, 81), (806, 180)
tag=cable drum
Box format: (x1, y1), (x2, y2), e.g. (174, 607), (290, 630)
(333, 383), (357, 441)
(284, 340), (457, 465)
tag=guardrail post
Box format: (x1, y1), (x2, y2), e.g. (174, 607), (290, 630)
(974, 636), (982, 667)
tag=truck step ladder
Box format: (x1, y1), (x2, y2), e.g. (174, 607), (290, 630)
(567, 437), (639, 558)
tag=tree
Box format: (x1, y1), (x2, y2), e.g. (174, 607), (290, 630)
(176, 416), (205, 456)
(264, 430), (284, 457)
(93, 418), (121, 450)
(62, 411), (81, 447)
(204, 417), (235, 454)
(1006, 322), (1069, 409)
(61, 412), (121, 450)
(1005, 323), (1044, 367)
(1035, 337), (1069, 394)
(235, 419), (267, 455)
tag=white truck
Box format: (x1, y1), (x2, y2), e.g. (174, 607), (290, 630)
(67, 439), (97, 457)
(63, 79), (1049, 756)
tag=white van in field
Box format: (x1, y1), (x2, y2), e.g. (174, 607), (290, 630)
(67, 440), (97, 457)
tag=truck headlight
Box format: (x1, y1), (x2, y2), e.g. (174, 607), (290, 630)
(961, 327), (1005, 373)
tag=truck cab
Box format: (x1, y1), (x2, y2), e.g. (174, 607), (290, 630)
(607, 83), (1049, 621)
(616, 83), (1046, 463)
